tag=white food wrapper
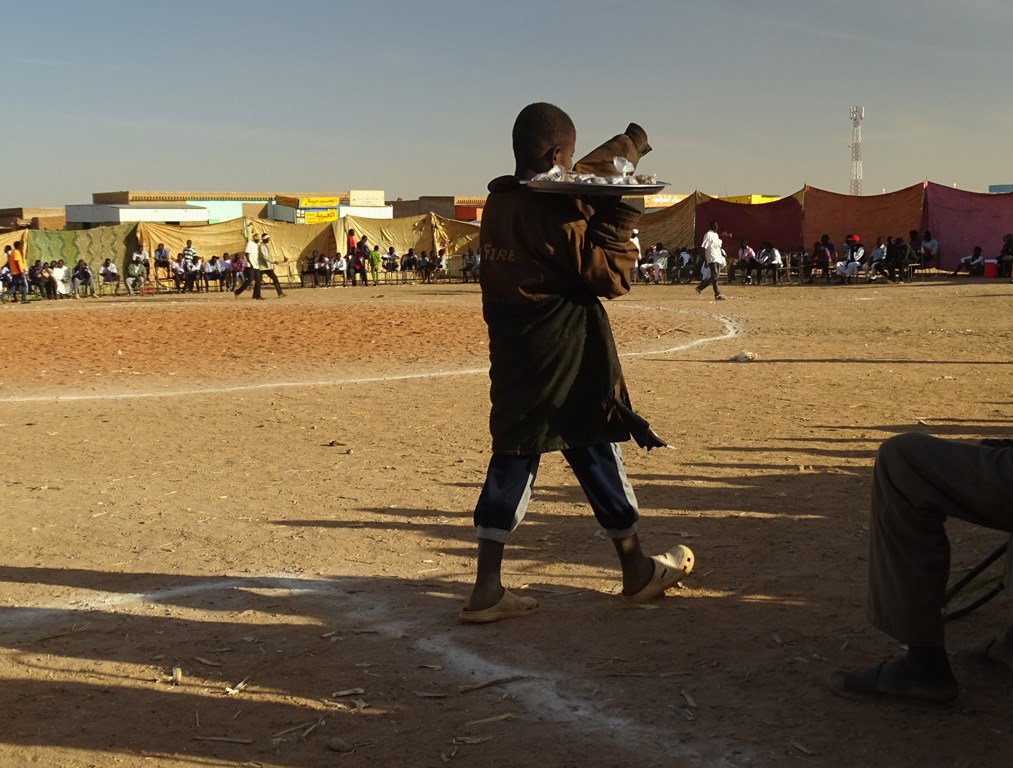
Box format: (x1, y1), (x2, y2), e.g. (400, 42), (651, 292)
(530, 158), (657, 186)
(613, 156), (635, 177)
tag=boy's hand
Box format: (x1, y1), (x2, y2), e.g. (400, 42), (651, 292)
(624, 123), (652, 157)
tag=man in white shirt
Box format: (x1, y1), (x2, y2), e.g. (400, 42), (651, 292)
(921, 231), (939, 269)
(236, 233), (262, 298)
(671, 247), (694, 283)
(99, 258), (120, 295)
(640, 242), (670, 284)
(695, 220), (726, 300)
(204, 254), (224, 292)
(755, 242), (784, 284)
(630, 228), (642, 284)
(133, 245), (150, 279)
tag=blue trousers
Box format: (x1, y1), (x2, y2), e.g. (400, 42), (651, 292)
(474, 442), (640, 543)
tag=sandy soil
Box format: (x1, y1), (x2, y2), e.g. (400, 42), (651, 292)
(1, 277), (1011, 768)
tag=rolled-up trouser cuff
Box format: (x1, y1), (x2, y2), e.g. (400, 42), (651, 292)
(603, 523), (638, 540)
(476, 526), (512, 544)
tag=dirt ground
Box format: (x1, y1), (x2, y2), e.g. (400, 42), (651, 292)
(1, 277), (1011, 768)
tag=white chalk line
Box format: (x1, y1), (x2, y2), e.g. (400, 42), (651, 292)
(1, 572), (742, 765)
(0, 306), (740, 405)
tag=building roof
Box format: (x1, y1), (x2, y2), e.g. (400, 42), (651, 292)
(0, 206), (65, 217)
(92, 191), (342, 204)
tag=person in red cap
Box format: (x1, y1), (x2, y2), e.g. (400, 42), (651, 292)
(835, 235), (865, 283)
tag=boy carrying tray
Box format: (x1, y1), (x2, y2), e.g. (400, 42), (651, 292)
(460, 102), (695, 623)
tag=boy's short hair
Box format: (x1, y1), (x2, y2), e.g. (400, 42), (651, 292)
(512, 102), (575, 168)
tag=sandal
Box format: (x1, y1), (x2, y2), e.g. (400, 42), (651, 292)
(828, 660), (958, 704)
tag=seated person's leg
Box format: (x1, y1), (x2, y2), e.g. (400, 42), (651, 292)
(831, 433), (1013, 702)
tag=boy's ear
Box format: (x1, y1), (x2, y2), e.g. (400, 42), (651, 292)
(544, 145), (562, 168)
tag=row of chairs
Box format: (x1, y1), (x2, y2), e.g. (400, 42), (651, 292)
(639, 253), (939, 286)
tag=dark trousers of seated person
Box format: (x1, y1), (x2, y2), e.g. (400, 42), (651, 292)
(804, 263), (830, 282)
(154, 260), (171, 282)
(882, 259), (904, 282)
(728, 261), (755, 284)
(669, 264), (692, 284)
(204, 273), (224, 292)
(756, 264), (780, 284)
(868, 433), (1013, 647)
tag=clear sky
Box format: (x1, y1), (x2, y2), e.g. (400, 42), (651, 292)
(5, 0), (1011, 208)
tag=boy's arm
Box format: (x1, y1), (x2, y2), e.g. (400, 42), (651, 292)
(572, 123), (652, 176)
(563, 122), (652, 297)
(568, 198), (641, 299)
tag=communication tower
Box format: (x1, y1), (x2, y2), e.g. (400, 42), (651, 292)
(850, 106), (864, 195)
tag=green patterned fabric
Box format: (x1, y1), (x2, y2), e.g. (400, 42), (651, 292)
(25, 223), (138, 272)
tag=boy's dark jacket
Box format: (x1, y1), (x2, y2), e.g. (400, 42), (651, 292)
(479, 133), (665, 455)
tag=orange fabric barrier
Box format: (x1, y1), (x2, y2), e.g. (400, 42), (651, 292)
(801, 183), (924, 251)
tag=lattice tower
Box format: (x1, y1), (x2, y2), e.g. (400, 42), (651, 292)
(850, 106), (864, 196)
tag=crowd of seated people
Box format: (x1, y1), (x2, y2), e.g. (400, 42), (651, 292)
(14, 226), (1005, 303)
(7, 238), (485, 303)
(4, 258), (74, 300)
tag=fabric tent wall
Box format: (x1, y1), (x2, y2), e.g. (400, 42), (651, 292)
(924, 182), (1013, 271)
(26, 223), (137, 272)
(1, 229), (29, 256)
(801, 184), (924, 252)
(331, 214), (480, 278)
(138, 220), (246, 269)
(640, 194), (698, 253)
(432, 214), (480, 256)
(138, 220), (332, 282)
(336, 214), (433, 257)
(695, 194), (803, 253)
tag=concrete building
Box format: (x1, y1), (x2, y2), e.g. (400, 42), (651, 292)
(391, 195), (486, 222)
(67, 190), (392, 229)
(0, 207), (66, 231)
(268, 190), (391, 224)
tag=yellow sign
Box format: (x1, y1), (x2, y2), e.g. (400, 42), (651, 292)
(644, 194), (687, 208)
(303, 209), (337, 224)
(300, 196), (339, 208)
(276, 195), (339, 209)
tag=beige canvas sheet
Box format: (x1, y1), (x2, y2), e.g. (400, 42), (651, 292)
(1, 229), (29, 256)
(137, 220), (247, 265)
(639, 193), (701, 254)
(10, 214), (481, 285)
